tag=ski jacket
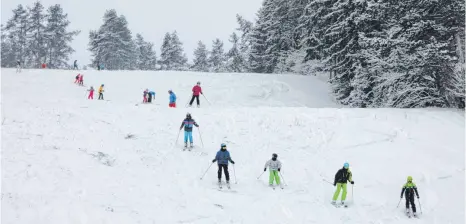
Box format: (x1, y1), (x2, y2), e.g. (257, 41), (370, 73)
(88, 87), (94, 93)
(99, 86), (104, 93)
(192, 85), (202, 96)
(401, 182), (419, 198)
(334, 168), (352, 185)
(169, 92), (177, 103)
(143, 91), (148, 97)
(180, 118), (198, 132)
(264, 159), (282, 171)
(213, 150), (233, 165)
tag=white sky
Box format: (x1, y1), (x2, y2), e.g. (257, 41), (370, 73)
(1, 0), (263, 66)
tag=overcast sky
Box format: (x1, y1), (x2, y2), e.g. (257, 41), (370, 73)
(1, 0), (263, 66)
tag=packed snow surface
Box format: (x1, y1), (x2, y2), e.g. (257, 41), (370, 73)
(1, 69), (464, 224)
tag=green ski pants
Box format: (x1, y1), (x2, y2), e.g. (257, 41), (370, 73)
(332, 183), (348, 201)
(269, 170), (281, 185)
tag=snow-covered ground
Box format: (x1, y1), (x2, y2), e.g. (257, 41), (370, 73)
(1, 68), (464, 224)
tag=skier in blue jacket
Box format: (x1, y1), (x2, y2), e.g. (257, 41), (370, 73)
(168, 90), (177, 108)
(212, 143), (235, 184)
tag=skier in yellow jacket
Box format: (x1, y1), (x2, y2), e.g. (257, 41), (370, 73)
(98, 84), (104, 100)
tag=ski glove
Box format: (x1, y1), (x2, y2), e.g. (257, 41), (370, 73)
(351, 181), (354, 184)
(212, 159), (216, 163)
(278, 168), (281, 172)
(231, 161), (235, 164)
(264, 168), (266, 171)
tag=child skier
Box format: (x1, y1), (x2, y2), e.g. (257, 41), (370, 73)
(79, 74), (84, 86)
(98, 84), (104, 100)
(168, 90), (177, 108)
(143, 89), (148, 103)
(75, 74), (80, 84)
(148, 91), (155, 103)
(189, 81), (203, 107)
(179, 113), (199, 148)
(332, 162), (354, 207)
(87, 86), (94, 99)
(264, 153), (282, 188)
(212, 143), (235, 185)
(401, 176), (420, 217)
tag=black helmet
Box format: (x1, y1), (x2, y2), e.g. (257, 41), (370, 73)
(197, 81), (201, 85)
(186, 113), (191, 119)
(272, 153), (278, 159)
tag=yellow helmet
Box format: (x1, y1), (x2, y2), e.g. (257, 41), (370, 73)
(407, 176), (413, 182)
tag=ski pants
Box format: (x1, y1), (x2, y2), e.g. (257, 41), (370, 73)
(405, 194), (417, 213)
(218, 164), (230, 181)
(269, 170), (281, 185)
(98, 93), (104, 100)
(332, 183), (348, 201)
(189, 95), (200, 106)
(184, 131), (193, 143)
(88, 92), (94, 99)
(169, 103), (176, 108)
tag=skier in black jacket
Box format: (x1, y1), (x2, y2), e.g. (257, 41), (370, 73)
(401, 176), (420, 217)
(332, 162), (354, 206)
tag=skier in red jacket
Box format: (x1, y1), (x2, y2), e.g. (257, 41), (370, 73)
(189, 81), (203, 107)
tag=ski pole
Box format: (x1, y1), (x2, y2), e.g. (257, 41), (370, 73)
(352, 184), (354, 204)
(322, 179), (333, 185)
(185, 94), (193, 107)
(418, 198), (423, 214)
(197, 127), (204, 148)
(396, 198), (402, 208)
(232, 164), (237, 184)
(202, 94), (211, 105)
(175, 129), (181, 146)
(200, 162), (214, 180)
(257, 171), (265, 179)
(279, 172), (287, 186)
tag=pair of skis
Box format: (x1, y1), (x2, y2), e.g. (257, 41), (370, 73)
(269, 184), (284, 190)
(406, 210), (419, 218)
(218, 181), (231, 190)
(331, 202), (348, 208)
(183, 145), (194, 151)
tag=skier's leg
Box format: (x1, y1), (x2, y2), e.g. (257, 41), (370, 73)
(341, 184), (348, 201)
(188, 131), (193, 144)
(196, 96), (200, 106)
(410, 196), (417, 213)
(184, 131), (188, 144)
(224, 165), (230, 181)
(332, 183), (342, 201)
(269, 171), (274, 185)
(217, 165), (222, 180)
(189, 96), (195, 106)
(405, 194), (410, 209)
(275, 171), (281, 185)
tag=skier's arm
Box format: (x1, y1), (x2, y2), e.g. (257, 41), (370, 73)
(180, 121), (185, 130)
(200, 87), (203, 95)
(400, 187), (406, 198)
(228, 153), (234, 164)
(212, 152), (219, 163)
(348, 171), (354, 184)
(414, 187), (419, 198)
(264, 160), (270, 171)
(334, 170), (341, 186)
(278, 161), (282, 171)
(194, 121), (199, 127)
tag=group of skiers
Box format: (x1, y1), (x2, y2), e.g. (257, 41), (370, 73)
(74, 74), (84, 86)
(143, 89), (155, 103)
(85, 84), (104, 100)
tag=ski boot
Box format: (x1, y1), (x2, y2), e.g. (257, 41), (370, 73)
(413, 212), (418, 218)
(184, 142), (188, 148)
(331, 201), (337, 206)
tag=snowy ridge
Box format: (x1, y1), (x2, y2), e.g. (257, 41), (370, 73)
(1, 69), (464, 224)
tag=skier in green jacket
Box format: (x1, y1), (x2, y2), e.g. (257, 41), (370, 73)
(332, 162), (354, 206)
(401, 176), (420, 217)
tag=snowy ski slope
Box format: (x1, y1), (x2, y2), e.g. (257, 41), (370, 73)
(1, 69), (464, 224)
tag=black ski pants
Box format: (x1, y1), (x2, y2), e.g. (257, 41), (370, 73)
(189, 95), (200, 106)
(218, 164), (230, 181)
(405, 194), (416, 212)
(98, 93), (104, 100)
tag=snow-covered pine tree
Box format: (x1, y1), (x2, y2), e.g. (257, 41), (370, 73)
(192, 41), (209, 72)
(159, 32), (172, 70)
(44, 4), (79, 69)
(169, 31), (188, 71)
(226, 32), (245, 72)
(88, 10), (136, 70)
(1, 25), (15, 67)
(248, 3), (271, 73)
(3, 4), (29, 67)
(208, 38), (226, 72)
(236, 14), (253, 71)
(27, 1), (47, 68)
(135, 34), (157, 70)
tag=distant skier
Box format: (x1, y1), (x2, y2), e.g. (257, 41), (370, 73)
(74, 60), (78, 70)
(148, 91), (155, 103)
(143, 89), (148, 103)
(401, 176), (420, 217)
(189, 81), (203, 107)
(179, 113), (199, 148)
(87, 86), (94, 99)
(98, 84), (105, 100)
(264, 153), (282, 188)
(332, 162), (354, 207)
(16, 60), (21, 73)
(168, 90), (177, 108)
(212, 143), (235, 185)
(78, 74), (84, 86)
(74, 74), (80, 84)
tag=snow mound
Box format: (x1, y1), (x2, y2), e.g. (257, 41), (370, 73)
(1, 69), (464, 224)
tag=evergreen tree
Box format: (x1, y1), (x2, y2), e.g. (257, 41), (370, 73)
(170, 31), (188, 70)
(27, 1), (47, 67)
(88, 9), (136, 70)
(248, 4), (270, 73)
(158, 32), (172, 70)
(192, 40), (209, 72)
(44, 4), (79, 68)
(226, 32), (245, 72)
(236, 14), (254, 71)
(3, 4), (29, 67)
(208, 38), (226, 72)
(135, 34), (157, 70)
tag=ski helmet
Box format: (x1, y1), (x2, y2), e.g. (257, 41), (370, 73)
(407, 176), (413, 182)
(344, 162), (349, 168)
(272, 153), (278, 158)
(186, 113), (191, 119)
(168, 89), (172, 93)
(197, 81), (201, 85)
(221, 143), (226, 148)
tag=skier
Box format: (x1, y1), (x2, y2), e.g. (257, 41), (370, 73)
(264, 153), (282, 188)
(148, 91), (155, 103)
(75, 74), (80, 84)
(401, 176), (420, 217)
(179, 113), (199, 148)
(212, 143), (235, 185)
(78, 74), (84, 86)
(332, 162), (354, 207)
(87, 86), (94, 100)
(168, 90), (177, 108)
(16, 60), (21, 73)
(98, 84), (105, 100)
(74, 60), (78, 70)
(189, 81), (203, 107)
(143, 89), (148, 103)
